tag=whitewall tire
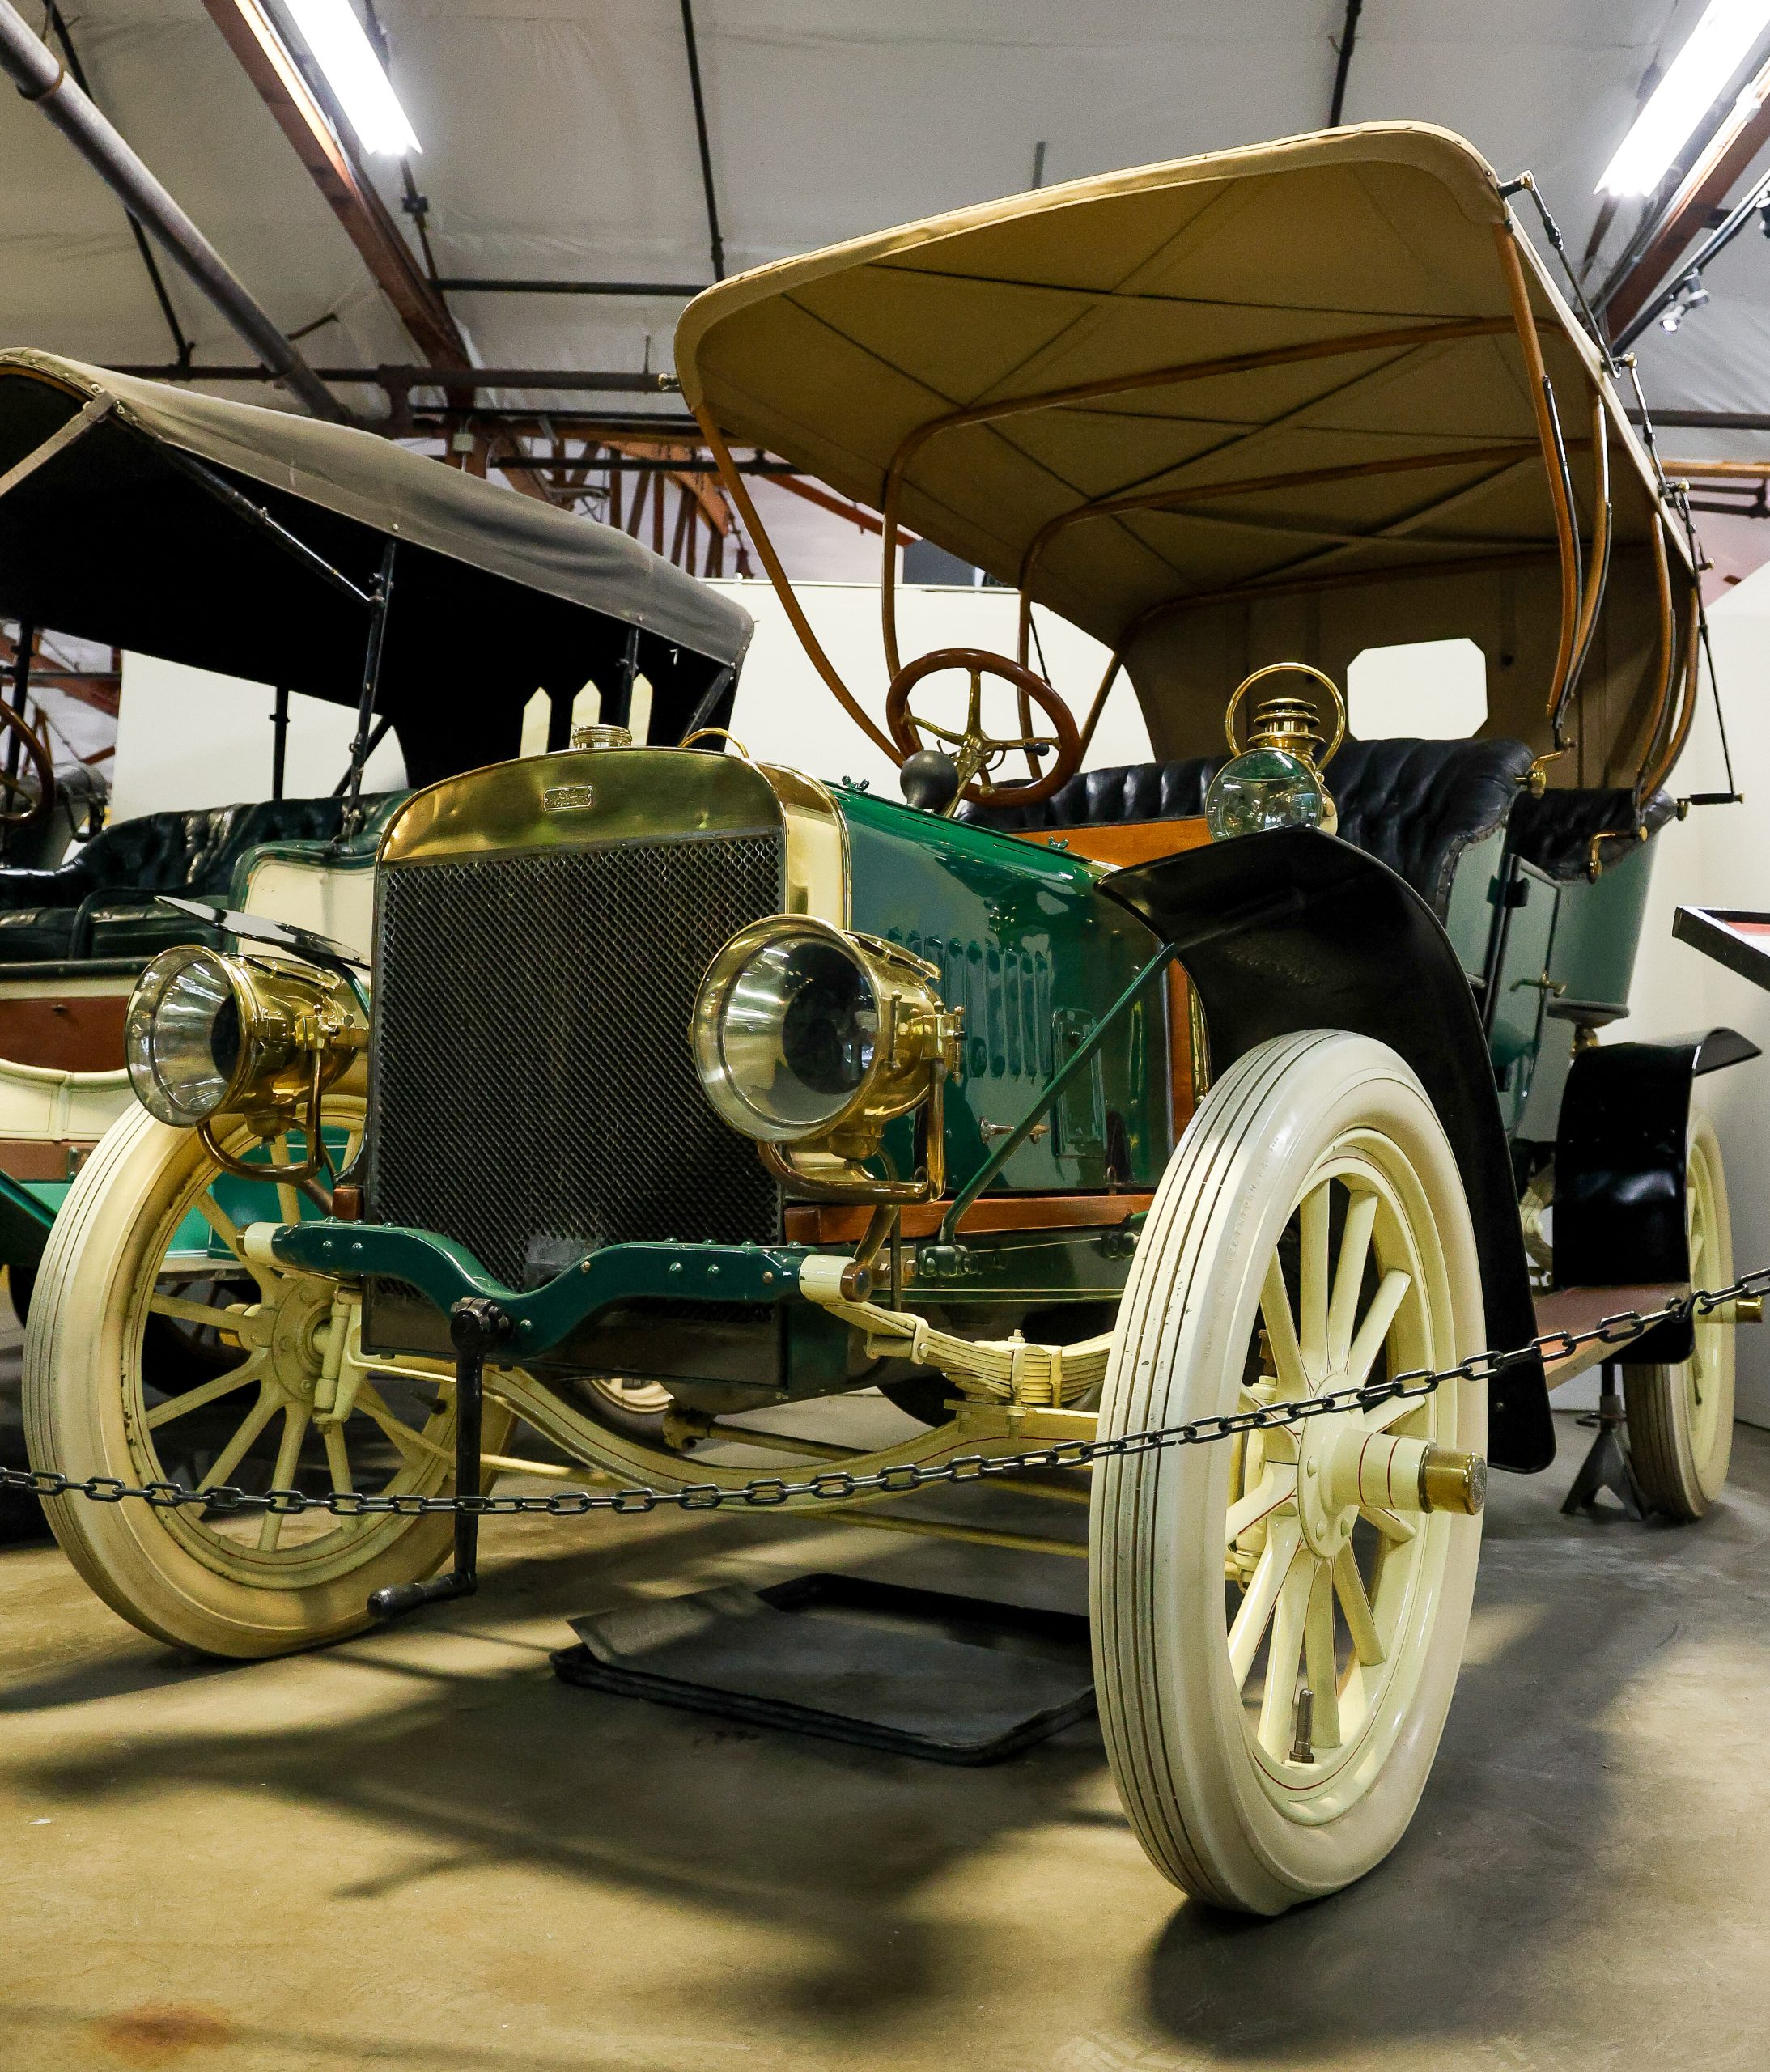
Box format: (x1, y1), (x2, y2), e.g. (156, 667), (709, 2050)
(24, 1097), (511, 1658)
(1090, 1030), (1486, 1914)
(1623, 1110), (1734, 1521)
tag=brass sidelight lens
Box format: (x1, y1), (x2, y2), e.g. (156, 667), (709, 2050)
(125, 945), (366, 1137)
(691, 915), (961, 1191)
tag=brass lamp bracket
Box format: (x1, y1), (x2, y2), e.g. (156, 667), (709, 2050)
(1224, 662), (1347, 771)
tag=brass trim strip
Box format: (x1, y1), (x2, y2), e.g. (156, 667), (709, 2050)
(694, 403), (899, 760)
(1641, 580), (1702, 803)
(1494, 225), (1581, 724)
(1558, 392), (1611, 736)
(1635, 512), (1681, 799)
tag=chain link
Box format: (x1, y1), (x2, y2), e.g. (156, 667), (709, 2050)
(5, 1271), (1764, 1522)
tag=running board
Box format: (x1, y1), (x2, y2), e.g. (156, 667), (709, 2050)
(1534, 1284), (1685, 1391)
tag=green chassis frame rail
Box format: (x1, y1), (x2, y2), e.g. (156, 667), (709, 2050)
(264, 1220), (809, 1355)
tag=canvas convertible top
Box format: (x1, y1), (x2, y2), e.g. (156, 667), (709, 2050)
(678, 124), (1698, 796)
(0, 350), (751, 783)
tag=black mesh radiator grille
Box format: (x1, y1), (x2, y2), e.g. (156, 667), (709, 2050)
(366, 832), (784, 1285)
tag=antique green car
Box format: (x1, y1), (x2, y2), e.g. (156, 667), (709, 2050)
(24, 125), (1751, 1915)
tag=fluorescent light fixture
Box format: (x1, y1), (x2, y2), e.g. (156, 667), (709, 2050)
(1598, 0), (1770, 195)
(283, 0), (421, 155)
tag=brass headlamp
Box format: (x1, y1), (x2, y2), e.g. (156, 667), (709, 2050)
(125, 945), (367, 1181)
(691, 915), (962, 1203)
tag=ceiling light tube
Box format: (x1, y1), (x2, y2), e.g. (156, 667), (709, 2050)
(282, 0), (420, 155)
(1598, 0), (1770, 195)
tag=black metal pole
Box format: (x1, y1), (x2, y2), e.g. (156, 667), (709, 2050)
(341, 541), (397, 838)
(6, 620), (34, 794)
(605, 625), (641, 731)
(1613, 164), (1770, 350)
(679, 0), (726, 280)
(270, 684), (290, 802)
(43, 0), (193, 369)
(1329, 0), (1364, 125)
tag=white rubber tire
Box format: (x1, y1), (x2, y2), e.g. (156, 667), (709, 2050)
(1090, 1030), (1486, 1914)
(1623, 1110), (1734, 1521)
(23, 1101), (506, 1659)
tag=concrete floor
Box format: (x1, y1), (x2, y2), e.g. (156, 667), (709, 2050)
(1, 1365), (1768, 2072)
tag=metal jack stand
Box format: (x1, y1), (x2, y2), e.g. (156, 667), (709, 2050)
(368, 1296), (510, 1621)
(1560, 1359), (1647, 1520)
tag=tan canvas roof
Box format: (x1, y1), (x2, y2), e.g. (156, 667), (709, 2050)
(679, 124), (1696, 790)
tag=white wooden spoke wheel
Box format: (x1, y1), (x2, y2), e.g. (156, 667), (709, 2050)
(23, 1095), (511, 1658)
(1623, 1110), (1734, 1521)
(1091, 1031), (1486, 1914)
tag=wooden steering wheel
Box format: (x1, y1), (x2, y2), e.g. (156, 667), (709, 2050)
(885, 648), (1082, 807)
(0, 703), (55, 828)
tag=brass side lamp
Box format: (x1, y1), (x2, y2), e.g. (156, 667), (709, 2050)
(1206, 662), (1348, 839)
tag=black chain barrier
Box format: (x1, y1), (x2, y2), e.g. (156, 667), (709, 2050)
(3, 1271), (1764, 1522)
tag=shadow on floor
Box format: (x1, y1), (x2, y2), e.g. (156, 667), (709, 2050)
(9, 1416), (1770, 2059)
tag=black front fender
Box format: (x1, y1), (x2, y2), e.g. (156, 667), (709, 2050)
(1103, 826), (1552, 1474)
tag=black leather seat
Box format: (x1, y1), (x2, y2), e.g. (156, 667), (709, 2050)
(0, 793), (397, 966)
(967, 737), (1536, 919)
(1507, 785), (1677, 882)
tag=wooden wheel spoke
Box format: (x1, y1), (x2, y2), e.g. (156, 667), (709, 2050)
(149, 1292), (250, 1333)
(1360, 1501), (1416, 1543)
(1333, 1544), (1384, 1665)
(257, 1405), (311, 1552)
(1229, 1520), (1298, 1689)
(265, 1133), (304, 1229)
(1327, 1191), (1377, 1369)
(1298, 1182), (1331, 1375)
(1225, 1466), (1296, 1544)
(322, 1421), (355, 1497)
(144, 1353), (266, 1430)
(194, 1187), (282, 1296)
(197, 1388), (278, 1492)
(1347, 1268), (1412, 1390)
(1260, 1256), (1307, 1399)
(1302, 1559), (1340, 1749)
(354, 1382), (449, 1467)
(1364, 1388), (1429, 1435)
(1256, 1545), (1312, 1752)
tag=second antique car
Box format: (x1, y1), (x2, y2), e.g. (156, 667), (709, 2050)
(0, 346), (750, 1300)
(23, 125), (1755, 1915)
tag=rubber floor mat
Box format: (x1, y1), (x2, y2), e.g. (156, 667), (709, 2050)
(550, 1570), (1096, 1764)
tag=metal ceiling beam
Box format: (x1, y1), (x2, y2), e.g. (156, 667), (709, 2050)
(1628, 408), (1770, 429)
(436, 278), (710, 298)
(198, 0), (468, 369)
(113, 363), (680, 396)
(1598, 53), (1770, 337)
(0, 0), (342, 421)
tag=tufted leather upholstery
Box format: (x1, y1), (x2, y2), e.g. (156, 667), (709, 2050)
(1507, 785), (1677, 882)
(970, 758), (1220, 830)
(0, 793), (397, 965)
(966, 737), (1536, 919)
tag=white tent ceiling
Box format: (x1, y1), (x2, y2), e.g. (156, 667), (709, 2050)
(1, 3), (1768, 452)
